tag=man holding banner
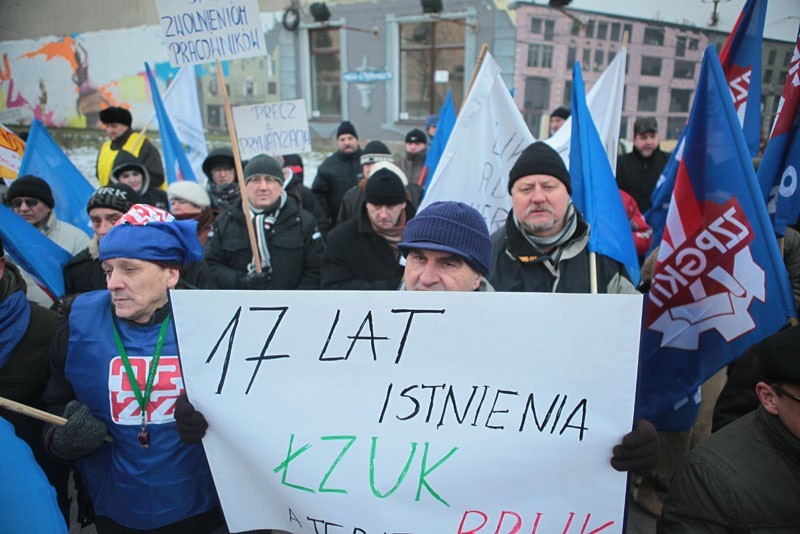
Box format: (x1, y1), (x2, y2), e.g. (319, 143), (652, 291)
(43, 205), (222, 533)
(489, 141), (638, 295)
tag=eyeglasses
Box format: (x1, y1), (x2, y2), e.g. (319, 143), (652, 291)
(772, 383), (800, 405)
(9, 198), (40, 209)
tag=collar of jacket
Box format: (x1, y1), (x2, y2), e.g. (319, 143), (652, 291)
(229, 196), (298, 225)
(0, 261), (26, 301)
(357, 201), (416, 236)
(632, 146), (663, 164)
(757, 406), (800, 466)
(502, 210), (590, 265)
(110, 128), (133, 150)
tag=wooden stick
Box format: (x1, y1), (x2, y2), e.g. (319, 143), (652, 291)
(463, 43), (490, 106)
(622, 30), (629, 48)
(0, 396), (113, 443)
(216, 61), (263, 273)
(589, 251), (598, 294)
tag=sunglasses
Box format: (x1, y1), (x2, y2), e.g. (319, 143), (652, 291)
(9, 198), (40, 209)
(772, 383), (800, 405)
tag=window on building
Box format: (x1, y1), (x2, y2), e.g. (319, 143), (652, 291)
(523, 76), (550, 135)
(619, 116), (629, 140)
(544, 20), (555, 41)
(767, 49), (777, 65)
(399, 20), (466, 118)
(582, 48), (591, 70)
(641, 56), (662, 76)
(608, 50), (616, 64)
(563, 80), (572, 107)
(528, 44), (554, 68)
(268, 82), (277, 95)
(670, 89), (692, 112)
(207, 105), (222, 129)
(244, 77), (256, 97)
(667, 117), (687, 139)
(780, 70), (788, 83)
(673, 60), (695, 79)
(610, 22), (621, 42)
(209, 78), (218, 96)
(643, 27), (665, 46)
(676, 37), (686, 57)
(309, 28), (341, 118)
(586, 20), (595, 38)
(567, 47), (577, 69)
(597, 22), (608, 40)
(530, 17), (542, 34)
(688, 38), (699, 50)
(785, 51), (792, 65)
(638, 86), (658, 112)
(571, 20), (581, 36)
(594, 49), (604, 71)
(623, 24), (633, 42)
(764, 70), (773, 84)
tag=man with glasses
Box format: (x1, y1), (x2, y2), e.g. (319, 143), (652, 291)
(6, 175), (89, 306)
(659, 326), (800, 532)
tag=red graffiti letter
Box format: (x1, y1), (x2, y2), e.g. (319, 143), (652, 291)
(457, 510), (489, 534)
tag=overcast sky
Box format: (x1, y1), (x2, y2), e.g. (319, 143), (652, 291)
(567, 0), (798, 42)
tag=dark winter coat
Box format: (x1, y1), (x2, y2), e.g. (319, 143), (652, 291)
(397, 149), (427, 186)
(615, 146), (670, 213)
(660, 408), (800, 532)
(286, 172), (329, 234)
(489, 212), (637, 294)
(312, 149), (363, 223)
(322, 205), (414, 290)
(204, 196), (324, 290)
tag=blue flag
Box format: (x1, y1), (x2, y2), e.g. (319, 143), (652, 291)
(569, 63), (640, 287)
(0, 205), (72, 299)
(145, 63), (197, 184)
(17, 120), (94, 237)
(757, 25), (800, 236)
(421, 90), (455, 191)
(637, 46), (796, 430)
(645, 0), (766, 249)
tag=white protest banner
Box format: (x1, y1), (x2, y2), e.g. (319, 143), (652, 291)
(156, 0), (267, 67)
(172, 290), (642, 533)
(420, 52), (534, 233)
(232, 99), (311, 159)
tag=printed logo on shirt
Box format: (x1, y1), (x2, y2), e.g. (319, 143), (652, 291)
(108, 355), (184, 425)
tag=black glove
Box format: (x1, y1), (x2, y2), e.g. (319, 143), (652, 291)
(610, 419), (659, 475)
(47, 401), (108, 462)
(174, 394), (208, 444)
(237, 270), (272, 290)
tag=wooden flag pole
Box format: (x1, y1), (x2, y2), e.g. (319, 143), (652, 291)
(589, 252), (598, 294)
(463, 43), (490, 105)
(216, 61), (262, 273)
(0, 396), (113, 443)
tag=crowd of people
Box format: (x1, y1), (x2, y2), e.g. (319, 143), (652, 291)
(1, 107), (798, 533)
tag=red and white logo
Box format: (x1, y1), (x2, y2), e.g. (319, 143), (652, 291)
(108, 356), (184, 425)
(726, 64), (752, 125)
(647, 196), (765, 350)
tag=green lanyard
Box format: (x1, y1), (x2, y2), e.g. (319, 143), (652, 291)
(112, 313), (172, 425)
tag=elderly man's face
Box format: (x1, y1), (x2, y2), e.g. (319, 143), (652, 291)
(11, 196), (51, 228)
(89, 207), (123, 240)
(404, 249), (481, 292)
(246, 175), (283, 210)
(104, 122), (128, 141)
(366, 201), (405, 231)
(511, 175), (570, 238)
(634, 131), (659, 158)
(102, 258), (178, 324)
(338, 134), (359, 155)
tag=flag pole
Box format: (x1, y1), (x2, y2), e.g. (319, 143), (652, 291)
(0, 396), (113, 443)
(216, 61), (262, 273)
(463, 43), (490, 104)
(589, 252), (598, 294)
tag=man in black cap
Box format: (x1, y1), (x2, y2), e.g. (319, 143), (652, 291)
(202, 147), (240, 215)
(6, 175), (91, 306)
(659, 326), (800, 532)
(489, 141), (638, 294)
(549, 106), (570, 135)
(398, 128), (428, 186)
(96, 106), (165, 188)
(322, 166), (414, 289)
(205, 154), (323, 290)
(312, 120), (362, 225)
(616, 117), (669, 213)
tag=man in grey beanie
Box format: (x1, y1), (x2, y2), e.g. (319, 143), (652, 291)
(205, 154), (324, 290)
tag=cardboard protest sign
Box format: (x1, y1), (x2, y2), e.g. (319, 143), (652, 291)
(232, 99), (311, 159)
(156, 0), (267, 67)
(0, 123), (25, 180)
(172, 290), (642, 533)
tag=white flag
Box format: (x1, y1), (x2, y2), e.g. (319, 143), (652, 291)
(150, 66), (208, 184)
(420, 52), (534, 233)
(546, 48), (627, 171)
